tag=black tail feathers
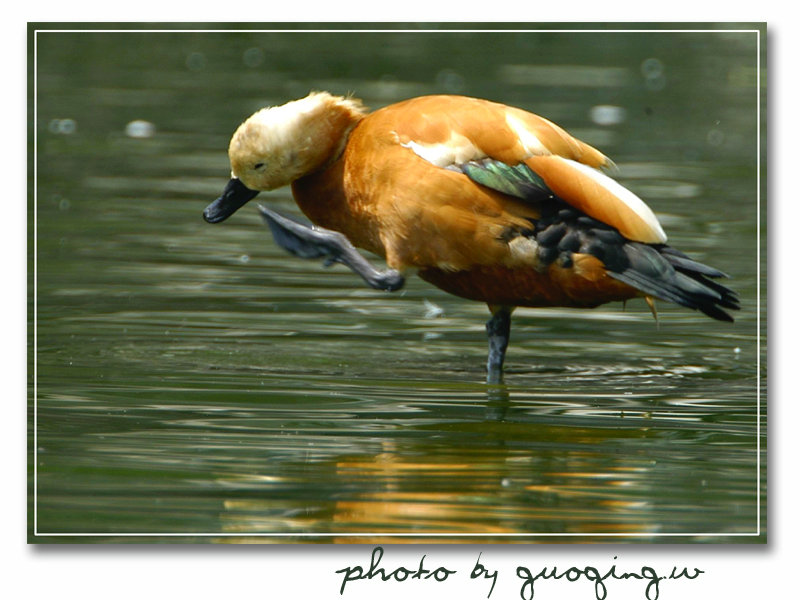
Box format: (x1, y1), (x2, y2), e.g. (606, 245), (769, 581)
(607, 243), (740, 322)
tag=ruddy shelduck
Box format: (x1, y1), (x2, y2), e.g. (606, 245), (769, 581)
(204, 92), (738, 382)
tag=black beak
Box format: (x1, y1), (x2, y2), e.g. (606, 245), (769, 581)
(203, 178), (260, 223)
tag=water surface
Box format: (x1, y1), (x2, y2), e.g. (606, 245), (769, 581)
(30, 26), (765, 542)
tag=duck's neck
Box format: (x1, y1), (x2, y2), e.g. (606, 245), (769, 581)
(288, 92), (367, 174)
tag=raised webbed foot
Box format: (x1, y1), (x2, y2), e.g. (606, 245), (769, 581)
(258, 205), (405, 292)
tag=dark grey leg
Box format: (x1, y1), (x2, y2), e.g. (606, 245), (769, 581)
(258, 205), (405, 292)
(486, 307), (512, 383)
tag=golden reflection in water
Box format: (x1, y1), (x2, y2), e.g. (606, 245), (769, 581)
(217, 388), (658, 542)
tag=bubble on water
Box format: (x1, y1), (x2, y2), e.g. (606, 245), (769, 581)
(589, 105), (626, 126)
(49, 118), (77, 135)
(125, 120), (156, 138)
(641, 58), (666, 91)
(59, 119), (76, 134)
(641, 57), (664, 79)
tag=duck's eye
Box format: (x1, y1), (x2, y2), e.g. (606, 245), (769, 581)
(254, 162), (265, 170)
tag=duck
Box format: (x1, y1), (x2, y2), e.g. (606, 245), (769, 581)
(203, 92), (739, 382)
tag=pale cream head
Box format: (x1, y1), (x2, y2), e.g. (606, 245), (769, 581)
(228, 92), (367, 191)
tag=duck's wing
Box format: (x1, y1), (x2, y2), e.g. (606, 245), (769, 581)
(459, 156), (667, 244)
(386, 95), (666, 244)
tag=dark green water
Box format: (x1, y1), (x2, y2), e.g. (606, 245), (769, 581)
(30, 25), (765, 542)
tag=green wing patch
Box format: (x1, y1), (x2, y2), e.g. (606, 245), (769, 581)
(459, 159), (554, 201)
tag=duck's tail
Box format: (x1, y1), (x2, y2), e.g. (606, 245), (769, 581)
(607, 243), (740, 322)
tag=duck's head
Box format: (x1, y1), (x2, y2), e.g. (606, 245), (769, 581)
(203, 92), (367, 223)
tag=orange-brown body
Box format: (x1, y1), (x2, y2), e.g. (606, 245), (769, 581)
(417, 256), (636, 309)
(290, 95), (640, 309)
